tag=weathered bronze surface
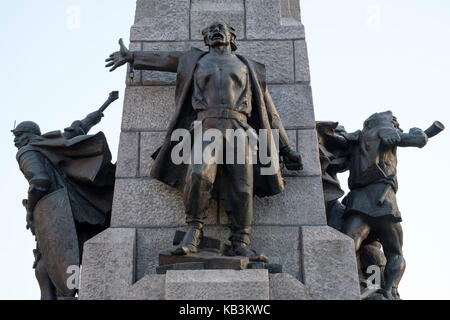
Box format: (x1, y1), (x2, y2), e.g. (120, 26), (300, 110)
(13, 92), (118, 299)
(106, 22), (303, 260)
(317, 112), (444, 300)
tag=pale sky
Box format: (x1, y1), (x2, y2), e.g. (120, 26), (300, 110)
(0, 0), (449, 300)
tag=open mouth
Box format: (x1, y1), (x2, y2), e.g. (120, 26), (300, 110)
(212, 33), (224, 41)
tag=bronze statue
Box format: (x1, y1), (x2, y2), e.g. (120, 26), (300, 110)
(316, 121), (388, 297)
(316, 121), (349, 230)
(317, 114), (444, 299)
(13, 92), (118, 299)
(338, 111), (443, 299)
(106, 22), (303, 260)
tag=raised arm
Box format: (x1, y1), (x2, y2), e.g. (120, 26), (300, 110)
(63, 92), (119, 139)
(63, 112), (103, 139)
(398, 128), (428, 148)
(105, 38), (182, 73)
(380, 126), (428, 148)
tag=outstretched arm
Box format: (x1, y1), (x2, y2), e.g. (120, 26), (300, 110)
(380, 127), (428, 148)
(63, 91), (119, 139)
(105, 38), (182, 73)
(63, 112), (103, 139)
(398, 128), (428, 148)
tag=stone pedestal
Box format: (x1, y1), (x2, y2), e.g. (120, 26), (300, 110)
(79, 0), (360, 300)
(165, 269), (270, 300)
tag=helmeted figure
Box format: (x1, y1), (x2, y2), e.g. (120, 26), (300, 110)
(13, 106), (116, 300)
(106, 22), (303, 259)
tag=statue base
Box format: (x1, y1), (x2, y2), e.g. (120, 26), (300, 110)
(78, 226), (360, 300)
(158, 250), (250, 272)
(156, 231), (276, 274)
(156, 231), (281, 275)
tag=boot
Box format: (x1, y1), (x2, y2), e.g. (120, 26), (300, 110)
(171, 225), (203, 256)
(391, 287), (401, 300)
(377, 288), (394, 300)
(229, 241), (269, 263)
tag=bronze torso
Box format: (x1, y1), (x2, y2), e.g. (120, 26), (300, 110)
(192, 53), (252, 117)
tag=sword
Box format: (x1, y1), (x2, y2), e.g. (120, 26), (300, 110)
(22, 199), (35, 235)
(377, 185), (391, 206)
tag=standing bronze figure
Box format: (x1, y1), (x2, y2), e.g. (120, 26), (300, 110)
(317, 113), (444, 299)
(106, 22), (303, 259)
(339, 111), (444, 299)
(316, 121), (388, 297)
(13, 92), (118, 299)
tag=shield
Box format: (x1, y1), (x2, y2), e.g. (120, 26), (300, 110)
(34, 188), (79, 296)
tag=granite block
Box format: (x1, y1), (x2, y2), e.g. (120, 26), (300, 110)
(191, 0), (245, 40)
(165, 269), (269, 300)
(268, 84), (315, 128)
(246, 0), (305, 40)
(131, 0), (190, 41)
(111, 179), (218, 228)
(301, 226), (361, 300)
(121, 86), (176, 131)
(269, 273), (309, 300)
(116, 132), (139, 178)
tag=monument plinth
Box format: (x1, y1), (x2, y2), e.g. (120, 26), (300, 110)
(79, 0), (360, 300)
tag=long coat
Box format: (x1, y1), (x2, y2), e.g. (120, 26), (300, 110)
(133, 47), (291, 197)
(17, 131), (115, 226)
